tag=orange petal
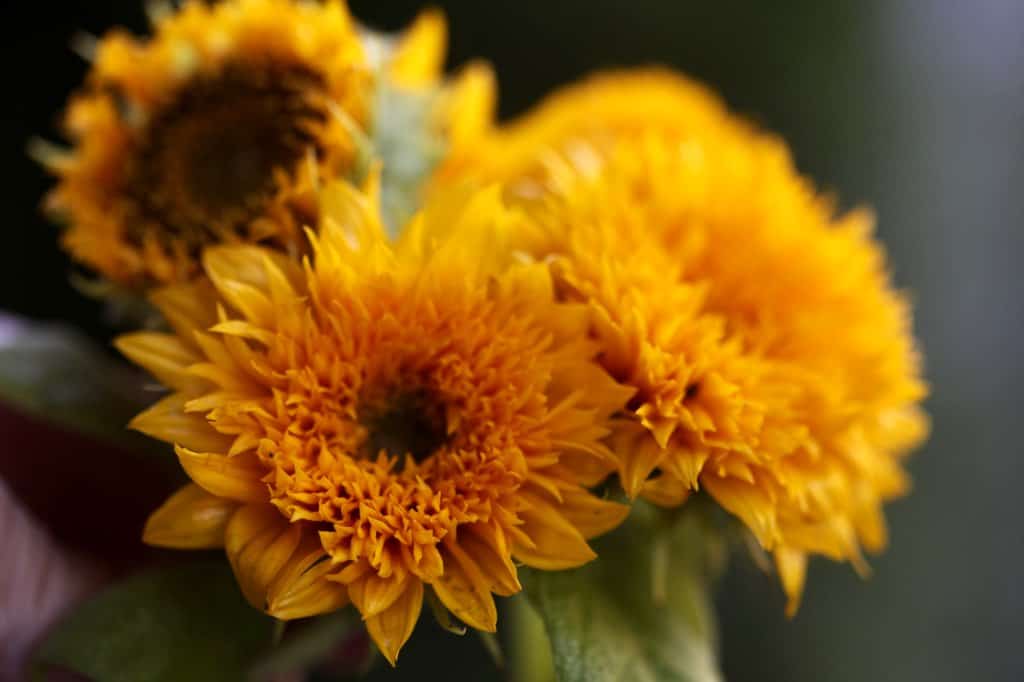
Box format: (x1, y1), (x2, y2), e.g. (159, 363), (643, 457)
(267, 536), (349, 620)
(143, 483), (237, 549)
(177, 446), (267, 503)
(364, 579), (423, 666)
(225, 504), (303, 611)
(130, 393), (234, 452)
(431, 541), (498, 632)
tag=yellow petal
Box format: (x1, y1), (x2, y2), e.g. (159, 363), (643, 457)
(143, 483), (237, 549)
(349, 572), (411, 619)
(461, 524), (520, 596)
(774, 546), (807, 618)
(225, 504), (303, 611)
(703, 473), (779, 548)
(556, 488), (630, 540)
(389, 8), (446, 88)
(267, 536), (349, 620)
(511, 493), (597, 570)
(611, 427), (666, 498)
(115, 332), (201, 390)
(431, 541), (498, 632)
(150, 280), (219, 348)
(441, 61), (496, 150)
(176, 446), (267, 503)
(364, 579), (423, 666)
(130, 393), (234, 452)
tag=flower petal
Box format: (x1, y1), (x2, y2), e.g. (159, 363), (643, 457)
(177, 446), (267, 503)
(115, 332), (201, 390)
(364, 579), (423, 666)
(130, 393), (234, 452)
(349, 572), (411, 619)
(462, 523), (520, 596)
(774, 546), (807, 618)
(556, 488), (630, 540)
(225, 504), (303, 611)
(267, 536), (349, 620)
(431, 540), (498, 632)
(511, 493), (597, 570)
(143, 483), (237, 549)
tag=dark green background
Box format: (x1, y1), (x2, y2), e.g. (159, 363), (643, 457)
(3, 1), (1020, 680)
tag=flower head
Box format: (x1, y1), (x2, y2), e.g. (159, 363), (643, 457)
(40, 0), (493, 291)
(117, 177), (630, 663)
(438, 70), (929, 613)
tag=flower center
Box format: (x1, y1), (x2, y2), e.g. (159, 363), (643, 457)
(359, 391), (449, 466)
(128, 62), (328, 247)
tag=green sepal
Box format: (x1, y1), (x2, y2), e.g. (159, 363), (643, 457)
(520, 500), (725, 682)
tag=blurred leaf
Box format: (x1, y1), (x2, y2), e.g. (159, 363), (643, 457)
(33, 560), (275, 682)
(0, 312), (152, 449)
(371, 84), (445, 235)
(522, 502), (724, 682)
(249, 611), (371, 682)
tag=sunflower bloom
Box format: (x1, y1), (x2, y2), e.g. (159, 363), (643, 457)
(40, 0), (492, 290)
(438, 70), (929, 614)
(116, 178), (630, 663)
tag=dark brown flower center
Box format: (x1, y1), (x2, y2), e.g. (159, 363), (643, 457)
(127, 62), (328, 249)
(360, 391), (449, 466)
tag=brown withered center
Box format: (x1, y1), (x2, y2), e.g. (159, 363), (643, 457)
(125, 62), (328, 249)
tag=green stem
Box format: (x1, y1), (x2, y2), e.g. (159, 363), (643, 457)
(507, 594), (556, 682)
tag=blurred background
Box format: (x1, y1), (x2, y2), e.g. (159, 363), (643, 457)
(2, 1), (1021, 680)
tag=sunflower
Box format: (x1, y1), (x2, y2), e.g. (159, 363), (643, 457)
(115, 176), (631, 663)
(437, 70), (929, 614)
(40, 0), (493, 290)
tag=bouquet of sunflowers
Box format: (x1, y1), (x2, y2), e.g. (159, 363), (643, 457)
(6, 1), (927, 680)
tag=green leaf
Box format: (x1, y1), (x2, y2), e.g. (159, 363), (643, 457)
(0, 313), (152, 449)
(33, 559), (275, 682)
(521, 502), (724, 682)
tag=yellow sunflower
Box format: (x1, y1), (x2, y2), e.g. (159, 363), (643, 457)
(437, 70), (929, 614)
(40, 0), (493, 290)
(115, 176), (630, 663)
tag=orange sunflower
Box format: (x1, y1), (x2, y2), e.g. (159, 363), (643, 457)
(39, 0), (493, 290)
(116, 177), (630, 663)
(436, 70), (929, 614)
